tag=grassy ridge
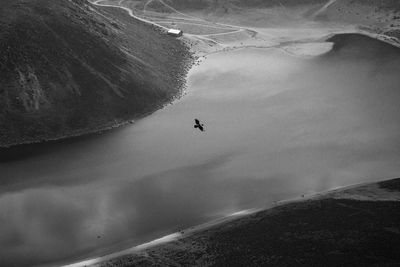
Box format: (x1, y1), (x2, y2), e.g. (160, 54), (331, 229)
(0, 0), (193, 147)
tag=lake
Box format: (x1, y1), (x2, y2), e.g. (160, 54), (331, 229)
(1, 34), (400, 266)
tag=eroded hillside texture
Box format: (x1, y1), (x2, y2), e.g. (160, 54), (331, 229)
(0, 0), (192, 147)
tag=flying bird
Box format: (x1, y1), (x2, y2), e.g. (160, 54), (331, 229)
(194, 119), (205, 132)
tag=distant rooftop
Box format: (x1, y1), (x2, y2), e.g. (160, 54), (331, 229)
(168, 29), (183, 36)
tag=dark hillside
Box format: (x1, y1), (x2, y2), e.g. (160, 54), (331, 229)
(99, 179), (400, 267)
(0, 0), (192, 147)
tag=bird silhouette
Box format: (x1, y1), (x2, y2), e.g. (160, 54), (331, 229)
(194, 119), (205, 132)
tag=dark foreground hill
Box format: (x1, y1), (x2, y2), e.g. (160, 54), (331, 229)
(0, 0), (192, 147)
(95, 178), (400, 267)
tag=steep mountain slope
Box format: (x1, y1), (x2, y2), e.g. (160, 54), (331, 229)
(0, 0), (192, 147)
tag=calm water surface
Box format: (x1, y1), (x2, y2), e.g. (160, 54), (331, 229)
(1, 34), (400, 266)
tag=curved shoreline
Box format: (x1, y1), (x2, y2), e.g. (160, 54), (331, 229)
(2, 0), (399, 149)
(2, 2), (400, 266)
(63, 177), (400, 267)
(58, 30), (400, 266)
(0, 1), (195, 149)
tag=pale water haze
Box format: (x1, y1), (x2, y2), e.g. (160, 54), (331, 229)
(1, 34), (400, 266)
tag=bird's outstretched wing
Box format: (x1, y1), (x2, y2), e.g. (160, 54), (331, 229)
(195, 119), (200, 125)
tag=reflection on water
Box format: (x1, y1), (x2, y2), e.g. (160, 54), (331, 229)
(1, 34), (400, 266)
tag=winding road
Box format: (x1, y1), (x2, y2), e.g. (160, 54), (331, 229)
(92, 0), (170, 30)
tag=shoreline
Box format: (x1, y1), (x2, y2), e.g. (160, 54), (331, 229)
(0, 0), (196, 150)
(3, 1), (399, 149)
(0, 63), (193, 150)
(64, 177), (400, 267)
(1, 29), (396, 150)
(0, 79), (192, 150)
(2, 2), (400, 266)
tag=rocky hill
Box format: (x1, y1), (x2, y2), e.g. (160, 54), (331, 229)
(0, 0), (192, 147)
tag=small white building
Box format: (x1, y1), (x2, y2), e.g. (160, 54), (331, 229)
(167, 29), (183, 37)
